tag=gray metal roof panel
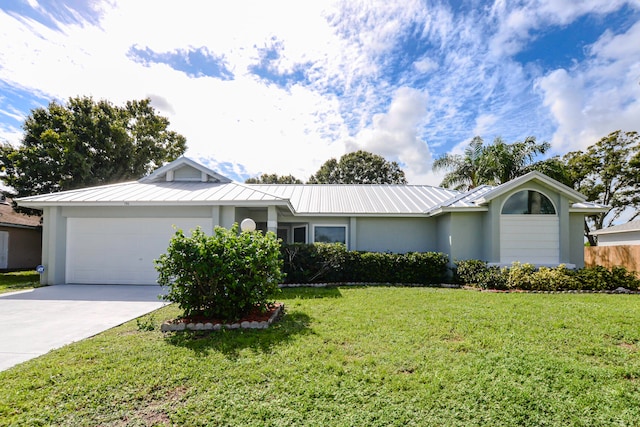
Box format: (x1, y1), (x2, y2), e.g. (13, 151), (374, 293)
(19, 178), (607, 218)
(249, 185), (458, 214)
(17, 181), (288, 206)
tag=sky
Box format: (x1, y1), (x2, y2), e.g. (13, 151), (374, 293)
(0, 0), (639, 185)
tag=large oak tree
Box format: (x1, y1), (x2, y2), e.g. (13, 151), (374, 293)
(0, 96), (187, 196)
(245, 173), (302, 184)
(563, 130), (640, 245)
(308, 150), (407, 184)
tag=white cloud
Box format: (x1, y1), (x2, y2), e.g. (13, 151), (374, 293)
(0, 0), (452, 183)
(413, 57), (438, 73)
(537, 20), (640, 151)
(473, 114), (498, 137)
(0, 0), (638, 187)
(489, 0), (639, 57)
(0, 123), (23, 146)
(344, 87), (440, 184)
(0, 1), (351, 181)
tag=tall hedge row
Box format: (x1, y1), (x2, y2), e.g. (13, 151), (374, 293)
(281, 243), (449, 285)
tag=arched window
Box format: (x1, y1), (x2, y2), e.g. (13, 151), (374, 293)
(501, 190), (556, 215)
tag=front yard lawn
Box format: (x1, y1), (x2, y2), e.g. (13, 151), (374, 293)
(0, 270), (39, 294)
(1, 287), (639, 426)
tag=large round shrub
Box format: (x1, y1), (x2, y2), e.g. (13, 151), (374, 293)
(155, 224), (283, 321)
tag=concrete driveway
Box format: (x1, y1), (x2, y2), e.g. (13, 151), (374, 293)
(0, 284), (168, 372)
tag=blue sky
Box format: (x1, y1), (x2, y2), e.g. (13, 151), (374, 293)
(0, 0), (639, 184)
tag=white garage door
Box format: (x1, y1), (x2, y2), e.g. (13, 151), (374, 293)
(66, 217), (213, 285)
(500, 216), (559, 264)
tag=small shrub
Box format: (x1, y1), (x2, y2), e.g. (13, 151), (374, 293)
(530, 265), (579, 291)
(454, 259), (488, 286)
(478, 266), (509, 290)
(155, 224), (283, 321)
(507, 262), (536, 290)
(574, 265), (610, 291)
(455, 260), (508, 290)
(574, 265), (640, 291)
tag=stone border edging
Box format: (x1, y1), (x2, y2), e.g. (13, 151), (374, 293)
(161, 303), (285, 332)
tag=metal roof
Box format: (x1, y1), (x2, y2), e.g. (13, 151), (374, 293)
(434, 185), (494, 210)
(15, 157), (608, 216)
(17, 181), (290, 206)
(17, 180), (461, 215)
(251, 185), (459, 215)
(17, 179), (608, 216)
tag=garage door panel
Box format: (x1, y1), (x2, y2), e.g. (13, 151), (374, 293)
(66, 218), (212, 285)
(500, 216), (559, 264)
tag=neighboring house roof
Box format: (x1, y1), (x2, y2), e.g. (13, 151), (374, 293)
(16, 157), (608, 217)
(590, 220), (640, 236)
(0, 199), (41, 229)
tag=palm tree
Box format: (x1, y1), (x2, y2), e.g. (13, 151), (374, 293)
(433, 136), (550, 190)
(432, 136), (486, 191)
(483, 136), (550, 184)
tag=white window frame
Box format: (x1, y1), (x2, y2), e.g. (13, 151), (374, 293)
(312, 224), (348, 246)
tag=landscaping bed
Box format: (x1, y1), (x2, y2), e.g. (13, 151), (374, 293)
(161, 302), (285, 331)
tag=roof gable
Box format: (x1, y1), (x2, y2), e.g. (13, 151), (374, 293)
(474, 171), (586, 204)
(139, 157), (231, 184)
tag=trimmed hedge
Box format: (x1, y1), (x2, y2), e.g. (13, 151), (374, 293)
(281, 243), (449, 285)
(455, 260), (640, 292)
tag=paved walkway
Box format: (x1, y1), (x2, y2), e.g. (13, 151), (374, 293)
(0, 285), (168, 372)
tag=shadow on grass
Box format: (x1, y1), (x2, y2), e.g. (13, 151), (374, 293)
(165, 310), (313, 359)
(280, 286), (343, 299)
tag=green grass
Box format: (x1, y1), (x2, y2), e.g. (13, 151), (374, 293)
(0, 270), (40, 294)
(1, 287), (639, 426)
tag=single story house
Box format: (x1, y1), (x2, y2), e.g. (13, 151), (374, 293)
(589, 220), (640, 246)
(17, 157), (607, 285)
(0, 197), (42, 270)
